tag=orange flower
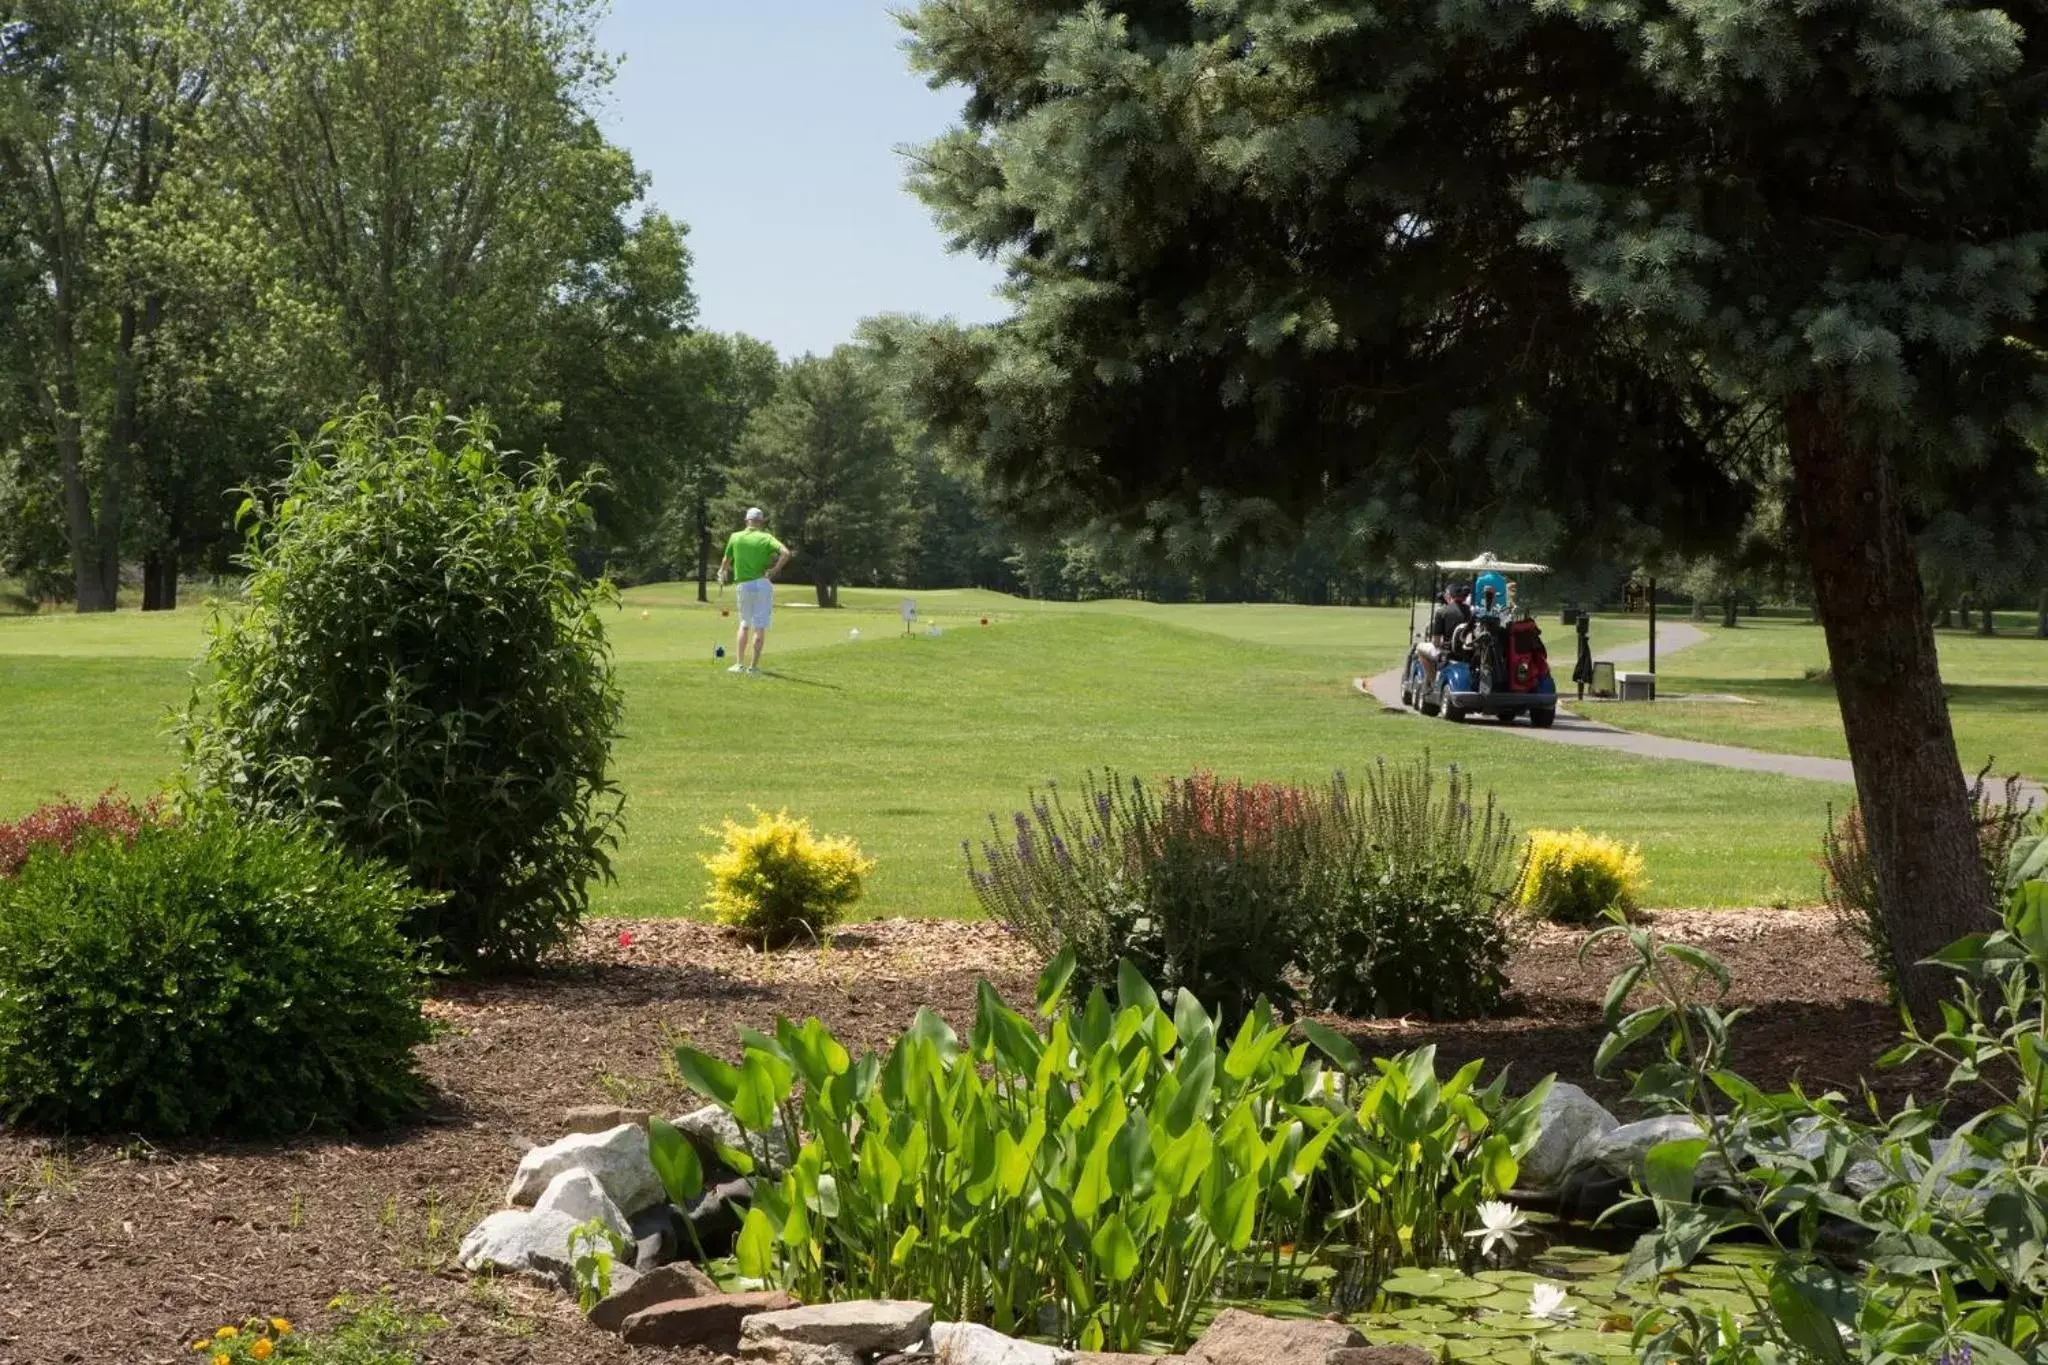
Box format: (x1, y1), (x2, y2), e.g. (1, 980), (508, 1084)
(269, 1319), (292, 1336)
(215, 1327), (238, 1339)
(212, 1354), (230, 1365)
(251, 1339), (274, 1361)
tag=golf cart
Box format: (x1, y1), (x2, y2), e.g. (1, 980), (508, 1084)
(1398, 552), (1559, 726)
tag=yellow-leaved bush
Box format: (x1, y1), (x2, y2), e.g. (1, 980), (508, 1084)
(1516, 827), (1647, 924)
(702, 809), (875, 946)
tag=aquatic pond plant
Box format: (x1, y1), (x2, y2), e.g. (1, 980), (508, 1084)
(667, 951), (1546, 1352)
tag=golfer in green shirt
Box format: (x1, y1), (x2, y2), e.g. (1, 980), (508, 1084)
(719, 508), (792, 674)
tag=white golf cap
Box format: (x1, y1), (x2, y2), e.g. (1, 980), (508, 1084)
(745, 507), (765, 521)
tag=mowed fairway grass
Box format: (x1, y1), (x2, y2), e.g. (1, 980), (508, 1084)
(3, 585), (1876, 917)
(1604, 615), (2048, 782)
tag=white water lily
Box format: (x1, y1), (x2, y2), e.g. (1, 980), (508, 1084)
(1527, 1283), (1576, 1322)
(1463, 1199), (1529, 1259)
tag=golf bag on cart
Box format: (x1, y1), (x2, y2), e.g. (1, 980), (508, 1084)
(1504, 618), (1551, 692)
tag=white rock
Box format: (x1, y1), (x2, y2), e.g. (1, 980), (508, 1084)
(741, 1300), (934, 1355)
(458, 1208), (584, 1291)
(929, 1321), (1072, 1365)
(507, 1123), (664, 1214)
(674, 1103), (793, 1177)
(1518, 1083), (1619, 1191)
(1586, 1116), (1707, 1181)
(532, 1166), (632, 1240)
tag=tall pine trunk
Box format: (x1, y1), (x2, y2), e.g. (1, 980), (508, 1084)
(1786, 391), (1996, 1025)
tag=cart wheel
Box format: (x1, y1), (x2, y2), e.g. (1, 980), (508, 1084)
(1419, 697), (1440, 717)
(1442, 700), (1466, 723)
(1530, 707), (1556, 729)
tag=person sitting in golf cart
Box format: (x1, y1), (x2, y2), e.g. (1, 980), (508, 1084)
(1417, 581), (1473, 691)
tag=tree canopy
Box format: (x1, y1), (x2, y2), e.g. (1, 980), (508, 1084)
(899, 0), (2048, 1020)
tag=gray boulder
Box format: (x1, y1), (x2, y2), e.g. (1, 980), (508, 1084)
(1190, 1309), (1364, 1365)
(1586, 1116), (1708, 1181)
(928, 1321), (1073, 1364)
(457, 1208), (583, 1291)
(675, 1102), (794, 1178)
(741, 1300), (935, 1356)
(532, 1166), (632, 1240)
(1517, 1083), (1618, 1192)
(507, 1123), (665, 1215)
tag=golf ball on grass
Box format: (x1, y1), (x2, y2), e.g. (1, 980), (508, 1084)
(849, 628), (861, 641)
(640, 610), (650, 619)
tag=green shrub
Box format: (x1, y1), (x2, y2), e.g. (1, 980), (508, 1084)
(1295, 759), (1520, 1018)
(968, 758), (1519, 1022)
(1590, 829), (2048, 1365)
(183, 402), (625, 971)
(0, 808), (433, 1136)
(1515, 826), (1647, 925)
(702, 809), (875, 947)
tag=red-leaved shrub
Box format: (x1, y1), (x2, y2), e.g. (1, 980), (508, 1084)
(0, 792), (163, 879)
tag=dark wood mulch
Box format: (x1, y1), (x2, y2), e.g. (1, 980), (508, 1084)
(0, 911), (1915, 1365)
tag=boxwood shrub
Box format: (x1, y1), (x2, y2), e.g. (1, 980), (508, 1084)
(0, 808), (434, 1136)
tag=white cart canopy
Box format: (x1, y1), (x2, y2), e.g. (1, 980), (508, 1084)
(1416, 551), (1551, 574)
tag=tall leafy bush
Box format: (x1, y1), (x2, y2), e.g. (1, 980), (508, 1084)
(0, 806), (432, 1136)
(183, 403), (625, 970)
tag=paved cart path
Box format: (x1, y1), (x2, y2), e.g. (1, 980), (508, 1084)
(1361, 621), (2044, 806)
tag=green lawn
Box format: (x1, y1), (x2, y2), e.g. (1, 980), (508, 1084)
(1602, 616), (2048, 782)
(1, 586), (1859, 915)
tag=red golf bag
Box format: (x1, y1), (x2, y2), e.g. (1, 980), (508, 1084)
(1505, 619), (1550, 693)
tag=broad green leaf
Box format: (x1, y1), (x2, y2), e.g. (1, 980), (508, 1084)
(1298, 1017), (1361, 1072)
(1173, 986), (1213, 1053)
(736, 1206), (777, 1281)
(1036, 946), (1078, 1017)
(1165, 1048), (1215, 1135)
(1116, 958), (1161, 1019)
(997, 1114), (1047, 1196)
(1767, 1266), (1852, 1365)
(1643, 1137), (1709, 1206)
(672, 1045), (741, 1105)
(891, 1224), (921, 1266)
(647, 1116), (704, 1205)
(1091, 1212), (1140, 1282)
(732, 1048), (794, 1131)
(1223, 1009), (1286, 1081)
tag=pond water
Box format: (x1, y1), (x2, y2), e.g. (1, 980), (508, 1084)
(1198, 1233), (1777, 1363)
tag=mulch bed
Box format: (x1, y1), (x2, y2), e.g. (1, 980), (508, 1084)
(0, 911), (1916, 1365)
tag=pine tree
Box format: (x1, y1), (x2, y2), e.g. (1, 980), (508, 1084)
(901, 0), (2048, 1022)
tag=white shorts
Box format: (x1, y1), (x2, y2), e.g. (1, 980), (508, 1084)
(735, 577), (774, 630)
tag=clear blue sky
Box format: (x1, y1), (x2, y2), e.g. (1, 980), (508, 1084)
(595, 2), (1010, 359)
